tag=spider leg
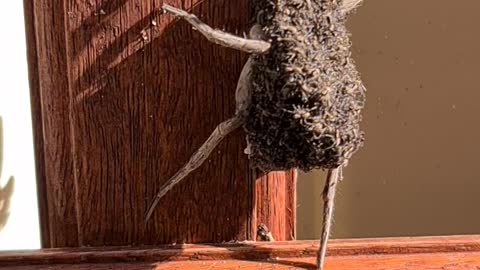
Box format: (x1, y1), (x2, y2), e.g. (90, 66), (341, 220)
(341, 0), (364, 15)
(317, 167), (341, 270)
(235, 56), (253, 115)
(145, 51), (253, 222)
(162, 4), (270, 54)
(145, 116), (243, 222)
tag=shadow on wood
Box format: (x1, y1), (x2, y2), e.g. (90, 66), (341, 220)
(68, 0), (252, 246)
(24, 0), (295, 248)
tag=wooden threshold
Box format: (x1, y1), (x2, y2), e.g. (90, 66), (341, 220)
(1, 235), (479, 269)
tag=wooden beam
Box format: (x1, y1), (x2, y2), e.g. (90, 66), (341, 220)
(24, 0), (296, 247)
(23, 0), (79, 248)
(1, 236), (480, 269)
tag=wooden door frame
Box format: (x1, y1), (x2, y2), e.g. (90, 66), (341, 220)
(23, 0), (296, 248)
(16, 0), (480, 269)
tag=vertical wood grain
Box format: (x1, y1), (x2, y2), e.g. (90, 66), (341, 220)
(25, 0), (296, 247)
(23, 0), (79, 248)
(253, 170), (297, 241)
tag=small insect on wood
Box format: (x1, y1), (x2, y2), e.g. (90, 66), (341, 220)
(145, 1), (366, 269)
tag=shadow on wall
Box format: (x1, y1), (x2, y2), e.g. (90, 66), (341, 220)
(0, 116), (15, 232)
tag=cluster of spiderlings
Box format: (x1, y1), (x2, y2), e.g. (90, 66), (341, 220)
(244, 0), (366, 171)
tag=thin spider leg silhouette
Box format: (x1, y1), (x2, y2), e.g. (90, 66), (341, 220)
(317, 167), (341, 270)
(162, 4), (271, 54)
(145, 50), (254, 222)
(145, 116), (243, 222)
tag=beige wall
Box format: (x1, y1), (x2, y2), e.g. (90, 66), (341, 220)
(297, 0), (480, 240)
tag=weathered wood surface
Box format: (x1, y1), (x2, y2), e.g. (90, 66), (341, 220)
(2, 236), (480, 269)
(254, 170), (297, 241)
(24, 0), (296, 247)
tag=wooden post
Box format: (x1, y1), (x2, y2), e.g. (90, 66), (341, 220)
(24, 0), (296, 247)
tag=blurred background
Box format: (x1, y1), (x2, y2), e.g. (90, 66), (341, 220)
(297, 0), (480, 239)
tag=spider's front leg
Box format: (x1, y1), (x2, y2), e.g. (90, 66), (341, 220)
(145, 116), (243, 222)
(162, 4), (271, 54)
(145, 53), (254, 223)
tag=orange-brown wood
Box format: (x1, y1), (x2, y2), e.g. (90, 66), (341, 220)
(253, 170), (297, 241)
(23, 0), (78, 248)
(1, 236), (480, 269)
(24, 0), (296, 247)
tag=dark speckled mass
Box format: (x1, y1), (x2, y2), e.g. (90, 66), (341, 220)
(245, 0), (366, 171)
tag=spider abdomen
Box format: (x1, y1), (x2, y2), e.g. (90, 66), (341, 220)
(244, 0), (366, 171)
